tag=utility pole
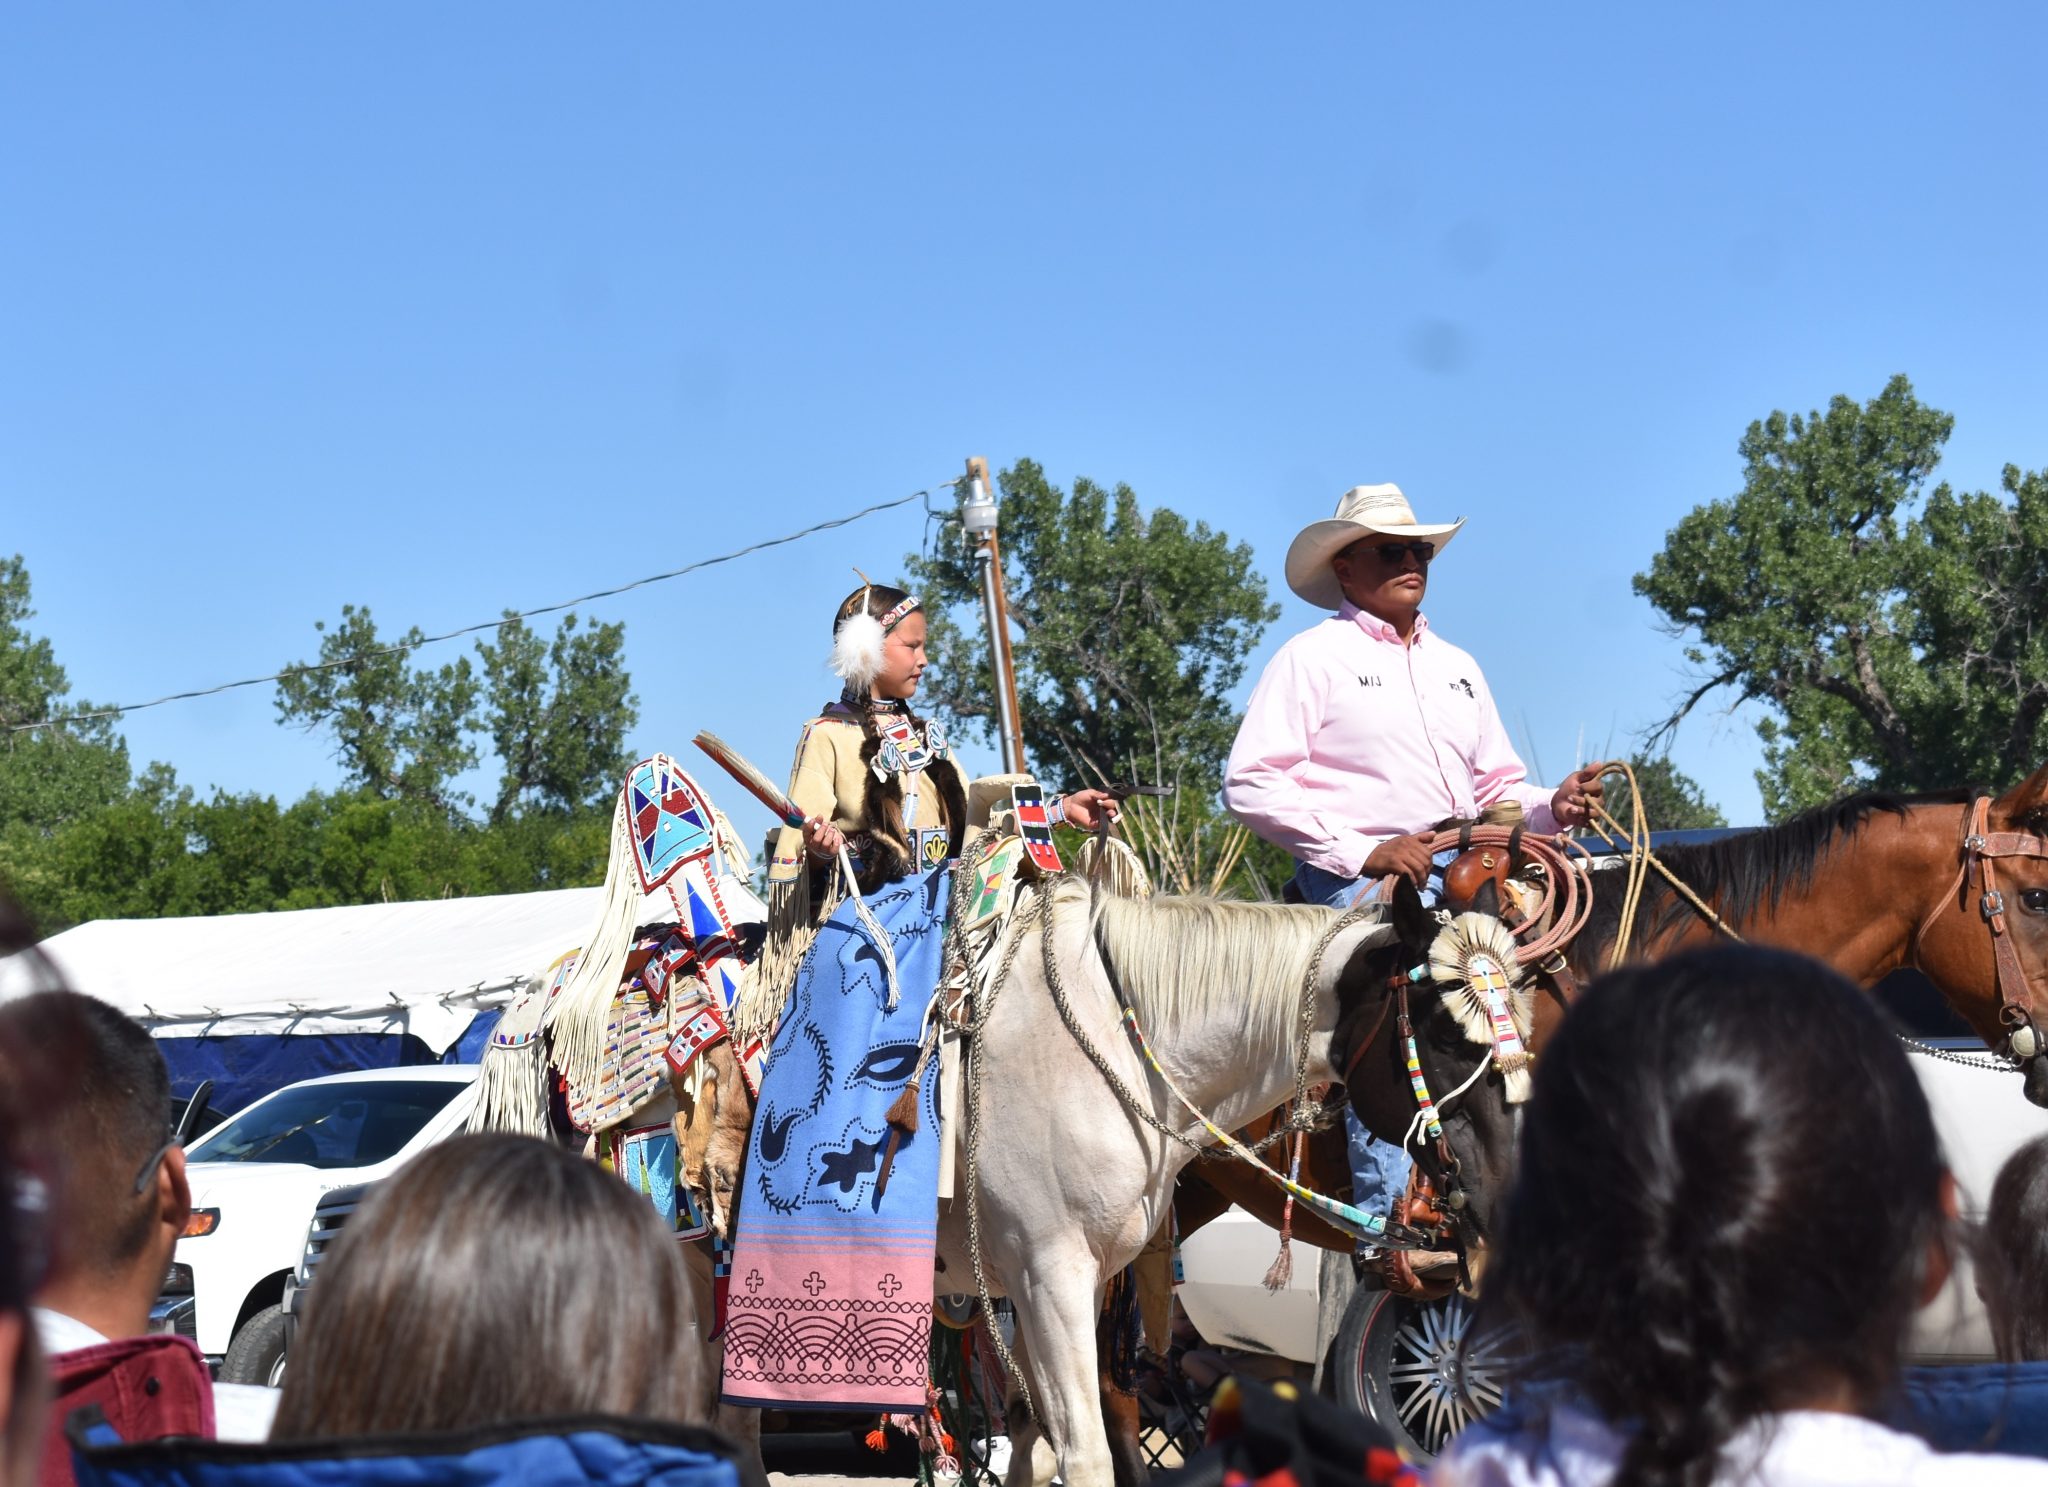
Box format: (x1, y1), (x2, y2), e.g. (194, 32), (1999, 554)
(961, 456), (1027, 774)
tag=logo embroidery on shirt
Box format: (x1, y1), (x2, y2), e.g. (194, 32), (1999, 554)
(1357, 674), (1383, 688)
(1450, 678), (1475, 699)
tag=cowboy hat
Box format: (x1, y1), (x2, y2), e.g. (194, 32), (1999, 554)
(1283, 483), (1465, 611)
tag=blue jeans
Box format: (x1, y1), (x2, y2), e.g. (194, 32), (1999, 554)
(1292, 854), (1450, 1240)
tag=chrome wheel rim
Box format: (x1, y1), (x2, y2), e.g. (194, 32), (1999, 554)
(1382, 1292), (1505, 1457)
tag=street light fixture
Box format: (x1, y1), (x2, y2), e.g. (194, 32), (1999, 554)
(962, 458), (1027, 774)
(960, 475), (999, 537)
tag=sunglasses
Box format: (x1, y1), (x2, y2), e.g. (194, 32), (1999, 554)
(133, 1134), (178, 1195)
(1365, 540), (1434, 566)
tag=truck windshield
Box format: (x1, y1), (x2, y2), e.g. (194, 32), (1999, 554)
(185, 1082), (464, 1169)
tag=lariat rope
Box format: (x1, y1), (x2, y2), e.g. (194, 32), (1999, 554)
(1364, 763), (1744, 972)
(1576, 760), (1745, 965)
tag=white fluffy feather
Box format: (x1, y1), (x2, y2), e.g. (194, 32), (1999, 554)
(830, 610), (886, 688)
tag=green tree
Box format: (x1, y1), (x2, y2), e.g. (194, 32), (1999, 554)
(274, 607), (637, 823)
(475, 613), (637, 822)
(0, 555), (132, 838)
(1600, 753), (1727, 832)
(905, 459), (1278, 794)
(274, 605), (480, 814)
(1635, 375), (2048, 819)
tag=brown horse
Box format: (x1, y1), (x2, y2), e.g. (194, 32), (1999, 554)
(1182, 761), (2048, 1251)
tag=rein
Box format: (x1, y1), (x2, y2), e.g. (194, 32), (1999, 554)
(1912, 792), (2048, 1063)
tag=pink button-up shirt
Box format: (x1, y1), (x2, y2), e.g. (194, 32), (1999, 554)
(1223, 603), (1558, 878)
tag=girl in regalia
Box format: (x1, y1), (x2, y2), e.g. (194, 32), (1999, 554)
(739, 580), (1116, 1033)
(719, 578), (1113, 1418)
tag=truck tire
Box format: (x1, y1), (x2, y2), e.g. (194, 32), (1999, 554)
(221, 1303), (289, 1388)
(1330, 1286), (1507, 1462)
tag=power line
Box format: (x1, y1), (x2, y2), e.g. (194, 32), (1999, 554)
(8, 479), (961, 736)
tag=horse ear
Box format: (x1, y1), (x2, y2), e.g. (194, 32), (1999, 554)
(1390, 874), (1435, 950)
(1994, 761), (2048, 822)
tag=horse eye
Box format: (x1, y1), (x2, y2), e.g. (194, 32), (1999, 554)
(2023, 889), (2048, 915)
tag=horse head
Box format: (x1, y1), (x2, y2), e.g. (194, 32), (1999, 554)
(1913, 761), (2048, 1107)
(1333, 877), (1523, 1252)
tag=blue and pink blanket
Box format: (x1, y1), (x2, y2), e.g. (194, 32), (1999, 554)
(719, 867), (949, 1414)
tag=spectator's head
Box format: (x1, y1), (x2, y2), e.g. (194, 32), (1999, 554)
(0, 990), (187, 1341)
(271, 1132), (704, 1440)
(1478, 947), (1951, 1487)
(0, 901), (54, 1486)
(0, 1114), (47, 1487)
(1977, 1133), (2048, 1363)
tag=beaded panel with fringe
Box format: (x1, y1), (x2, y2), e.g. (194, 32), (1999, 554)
(545, 755), (758, 1122)
(468, 949), (580, 1136)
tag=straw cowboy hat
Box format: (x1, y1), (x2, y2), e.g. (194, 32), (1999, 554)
(1283, 483), (1465, 611)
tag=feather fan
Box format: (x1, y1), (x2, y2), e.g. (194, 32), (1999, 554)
(1425, 911), (1536, 1103)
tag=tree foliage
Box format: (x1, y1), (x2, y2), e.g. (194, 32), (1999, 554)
(0, 556), (131, 839)
(274, 607), (637, 821)
(0, 565), (637, 934)
(273, 605), (482, 813)
(905, 459), (1278, 794)
(475, 614), (637, 822)
(1636, 375), (2048, 819)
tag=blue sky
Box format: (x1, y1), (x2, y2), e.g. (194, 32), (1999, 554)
(6, 3), (2046, 856)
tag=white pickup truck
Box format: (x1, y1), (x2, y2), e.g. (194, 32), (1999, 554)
(155, 1066), (480, 1383)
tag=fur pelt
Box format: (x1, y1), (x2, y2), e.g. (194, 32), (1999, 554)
(854, 738), (966, 894)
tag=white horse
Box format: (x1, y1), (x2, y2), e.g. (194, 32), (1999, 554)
(934, 875), (1522, 1487)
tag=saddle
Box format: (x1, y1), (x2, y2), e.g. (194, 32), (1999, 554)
(1435, 813), (1584, 1007)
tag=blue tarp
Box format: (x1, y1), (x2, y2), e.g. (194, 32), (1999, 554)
(160, 1033), (440, 1118)
(442, 1008), (504, 1065)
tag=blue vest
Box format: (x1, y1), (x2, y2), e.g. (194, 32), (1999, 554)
(1893, 1362), (2048, 1458)
(70, 1415), (758, 1487)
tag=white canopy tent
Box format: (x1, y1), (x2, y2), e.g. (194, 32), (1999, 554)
(0, 888), (609, 1055)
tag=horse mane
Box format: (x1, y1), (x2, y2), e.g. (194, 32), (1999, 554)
(1085, 884), (1378, 1054)
(1583, 785), (1980, 946)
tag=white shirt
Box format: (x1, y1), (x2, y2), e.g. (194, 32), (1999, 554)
(30, 1304), (279, 1443)
(1438, 1403), (2048, 1487)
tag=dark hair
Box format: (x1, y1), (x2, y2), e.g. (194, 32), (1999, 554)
(1477, 947), (1947, 1487)
(0, 990), (170, 1275)
(270, 1133), (705, 1440)
(830, 582), (913, 636)
(1978, 1134), (2048, 1362)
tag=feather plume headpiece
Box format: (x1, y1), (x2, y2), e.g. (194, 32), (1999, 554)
(829, 590), (922, 690)
(1426, 911), (1535, 1103)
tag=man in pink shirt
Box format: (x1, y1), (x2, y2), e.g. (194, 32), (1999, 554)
(1224, 483), (1603, 1249)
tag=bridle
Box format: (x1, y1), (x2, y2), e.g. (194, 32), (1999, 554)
(1338, 969), (1476, 1228)
(1913, 791), (2048, 1063)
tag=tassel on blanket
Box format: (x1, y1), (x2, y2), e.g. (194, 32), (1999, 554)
(1263, 1126), (1305, 1293)
(876, 1029), (939, 1199)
